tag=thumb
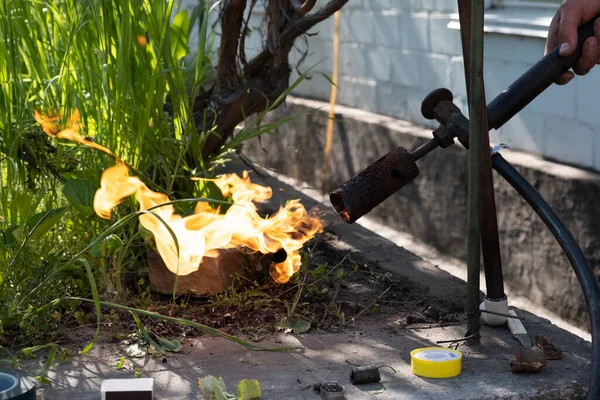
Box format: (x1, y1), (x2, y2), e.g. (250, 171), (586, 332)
(558, 2), (583, 56)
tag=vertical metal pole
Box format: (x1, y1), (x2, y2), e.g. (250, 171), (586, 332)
(458, 1), (506, 304)
(465, 0), (486, 344)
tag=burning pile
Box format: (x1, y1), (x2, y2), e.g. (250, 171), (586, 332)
(35, 109), (324, 283)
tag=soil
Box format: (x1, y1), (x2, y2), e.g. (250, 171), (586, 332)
(54, 230), (464, 351)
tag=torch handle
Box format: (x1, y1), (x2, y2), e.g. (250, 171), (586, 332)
(487, 13), (600, 130)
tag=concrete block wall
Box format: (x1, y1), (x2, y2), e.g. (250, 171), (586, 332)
(258, 1), (600, 172)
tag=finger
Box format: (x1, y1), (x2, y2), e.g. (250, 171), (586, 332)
(558, 1), (585, 56)
(546, 8), (562, 56)
(556, 71), (575, 85)
(595, 18), (600, 64)
(573, 36), (598, 75)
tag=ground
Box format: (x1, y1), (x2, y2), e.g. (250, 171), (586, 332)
(10, 164), (596, 399)
(42, 228), (464, 363)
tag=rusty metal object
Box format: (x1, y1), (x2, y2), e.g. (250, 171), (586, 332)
(349, 365), (381, 384)
(421, 88), (469, 148)
(290, 0), (317, 15)
(254, 248), (288, 272)
(330, 147), (419, 224)
(510, 347), (548, 373)
(421, 88), (456, 124)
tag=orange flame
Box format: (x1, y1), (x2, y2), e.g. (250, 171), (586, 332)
(94, 164), (324, 282)
(34, 109), (117, 160)
(137, 35), (148, 48)
(34, 108), (324, 283)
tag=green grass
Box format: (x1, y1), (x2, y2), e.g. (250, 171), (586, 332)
(0, 0), (221, 345)
(0, 0), (321, 373)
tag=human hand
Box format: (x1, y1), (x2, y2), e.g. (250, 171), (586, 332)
(545, 0), (600, 85)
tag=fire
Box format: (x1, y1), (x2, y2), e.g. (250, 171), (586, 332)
(33, 109), (117, 159)
(34, 109), (324, 283)
(94, 164), (324, 282)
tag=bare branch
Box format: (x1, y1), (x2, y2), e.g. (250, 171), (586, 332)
(244, 0), (349, 76)
(239, 0), (258, 67)
(289, 0), (317, 15)
(267, 0), (282, 66)
(216, 0), (247, 89)
(194, 0), (349, 162)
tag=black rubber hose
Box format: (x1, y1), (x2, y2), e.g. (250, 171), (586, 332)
(491, 153), (600, 399)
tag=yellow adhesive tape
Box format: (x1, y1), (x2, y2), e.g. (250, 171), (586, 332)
(410, 347), (462, 378)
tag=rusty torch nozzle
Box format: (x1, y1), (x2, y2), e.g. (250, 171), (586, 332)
(330, 146), (420, 224)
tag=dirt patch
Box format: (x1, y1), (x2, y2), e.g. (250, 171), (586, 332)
(51, 231), (464, 352)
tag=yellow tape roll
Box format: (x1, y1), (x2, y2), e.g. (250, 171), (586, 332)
(410, 347), (462, 378)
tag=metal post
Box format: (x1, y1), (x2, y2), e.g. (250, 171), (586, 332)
(465, 0), (487, 344)
(458, 0), (506, 304)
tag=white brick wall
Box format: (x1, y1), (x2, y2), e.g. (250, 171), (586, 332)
(286, 2), (600, 172)
(190, 0), (600, 172)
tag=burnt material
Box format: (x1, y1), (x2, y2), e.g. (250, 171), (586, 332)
(271, 248), (288, 264)
(349, 366), (381, 384)
(330, 147), (419, 224)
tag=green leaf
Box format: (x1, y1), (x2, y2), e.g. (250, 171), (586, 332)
(276, 319), (311, 335)
(91, 234), (124, 257)
(334, 268), (345, 280)
(25, 208), (67, 240)
(44, 345), (58, 369)
(20, 343), (57, 358)
(319, 72), (340, 89)
(116, 357), (125, 369)
(194, 180), (230, 212)
(169, 10), (190, 61)
(80, 259), (101, 355)
(290, 319), (311, 334)
(311, 262), (328, 279)
(131, 313), (164, 354)
(62, 179), (97, 216)
(125, 343), (146, 358)
(237, 379), (261, 400)
(0, 225), (19, 248)
(157, 336), (182, 353)
(198, 376), (235, 400)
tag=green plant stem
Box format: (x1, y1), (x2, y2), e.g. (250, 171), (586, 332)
(466, 0), (485, 343)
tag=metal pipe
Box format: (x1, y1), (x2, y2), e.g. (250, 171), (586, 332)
(465, 0), (485, 343)
(411, 139), (440, 161)
(329, 147), (419, 224)
(487, 13), (600, 130)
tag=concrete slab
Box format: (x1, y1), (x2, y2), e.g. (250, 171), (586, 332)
(38, 320), (591, 400)
(31, 164), (593, 400)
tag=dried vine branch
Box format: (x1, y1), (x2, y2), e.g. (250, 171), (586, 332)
(238, 0), (258, 67)
(216, 0), (247, 89)
(196, 0), (350, 160)
(245, 0), (349, 76)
